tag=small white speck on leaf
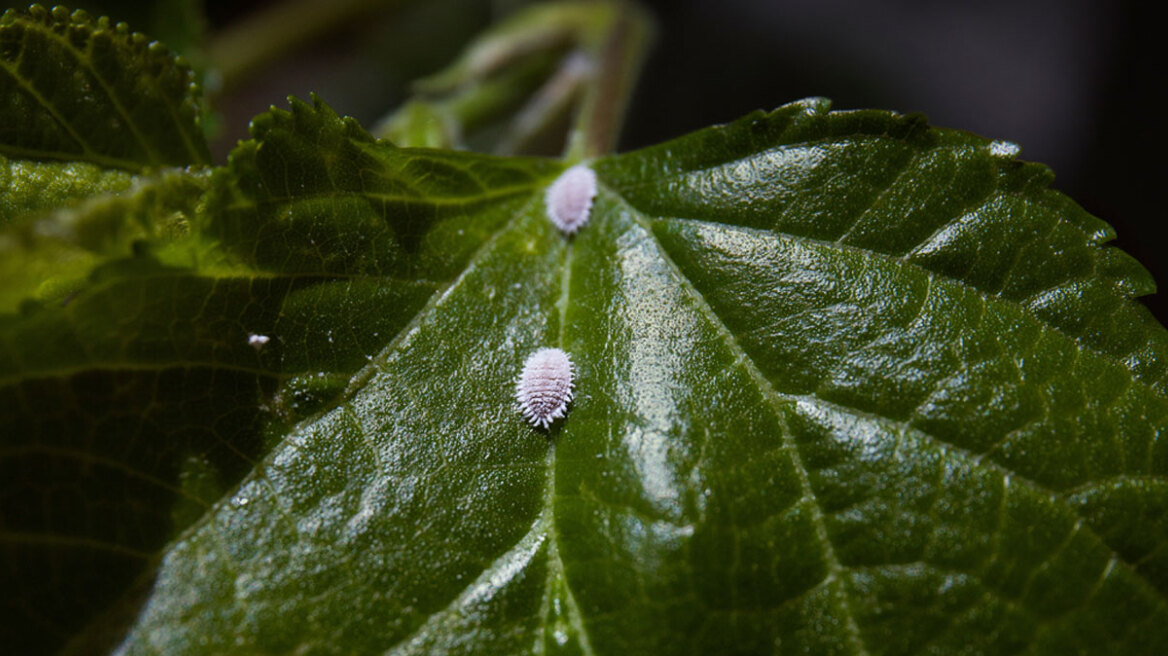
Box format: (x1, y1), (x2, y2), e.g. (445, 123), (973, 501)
(989, 140), (1020, 158)
(516, 347), (574, 429)
(248, 334), (270, 350)
(545, 165), (597, 234)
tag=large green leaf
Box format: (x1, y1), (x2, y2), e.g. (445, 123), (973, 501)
(34, 97), (1150, 654)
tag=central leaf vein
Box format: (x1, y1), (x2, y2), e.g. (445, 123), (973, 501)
(537, 235), (598, 655)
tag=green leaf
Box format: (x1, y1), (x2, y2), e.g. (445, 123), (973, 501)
(0, 4), (210, 170)
(49, 97), (1157, 654)
(0, 165), (207, 312)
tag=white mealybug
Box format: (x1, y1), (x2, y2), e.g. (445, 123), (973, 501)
(516, 347), (575, 429)
(544, 164), (597, 234)
(248, 334), (270, 350)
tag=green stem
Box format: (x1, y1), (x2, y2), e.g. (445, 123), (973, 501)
(372, 51), (563, 147)
(373, 1), (653, 157)
(565, 2), (652, 160)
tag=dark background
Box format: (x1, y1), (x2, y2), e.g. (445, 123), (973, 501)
(626, 0), (1168, 323)
(108, 0), (1168, 320)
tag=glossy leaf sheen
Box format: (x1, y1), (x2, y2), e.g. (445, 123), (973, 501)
(101, 99), (1168, 654)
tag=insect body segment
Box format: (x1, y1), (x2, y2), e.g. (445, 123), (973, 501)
(544, 165), (597, 234)
(516, 347), (575, 428)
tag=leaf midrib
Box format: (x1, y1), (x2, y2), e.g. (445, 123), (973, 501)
(0, 444), (211, 508)
(539, 229), (598, 655)
(0, 531), (154, 559)
(0, 360), (281, 388)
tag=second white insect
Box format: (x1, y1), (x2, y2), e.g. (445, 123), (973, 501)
(516, 347), (575, 429)
(545, 164), (597, 234)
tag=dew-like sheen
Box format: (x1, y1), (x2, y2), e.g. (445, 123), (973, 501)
(516, 348), (574, 428)
(544, 164), (597, 234)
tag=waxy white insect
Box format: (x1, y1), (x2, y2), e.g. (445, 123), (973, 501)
(247, 334), (270, 350)
(516, 347), (575, 429)
(544, 164), (597, 234)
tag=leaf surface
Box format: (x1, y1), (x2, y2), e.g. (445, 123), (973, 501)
(75, 99), (1168, 655)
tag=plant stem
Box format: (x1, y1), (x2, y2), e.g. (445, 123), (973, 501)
(565, 2), (652, 160)
(372, 1), (653, 157)
(494, 51), (591, 155)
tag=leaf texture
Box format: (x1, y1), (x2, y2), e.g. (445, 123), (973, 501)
(0, 154), (133, 227)
(0, 165), (208, 313)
